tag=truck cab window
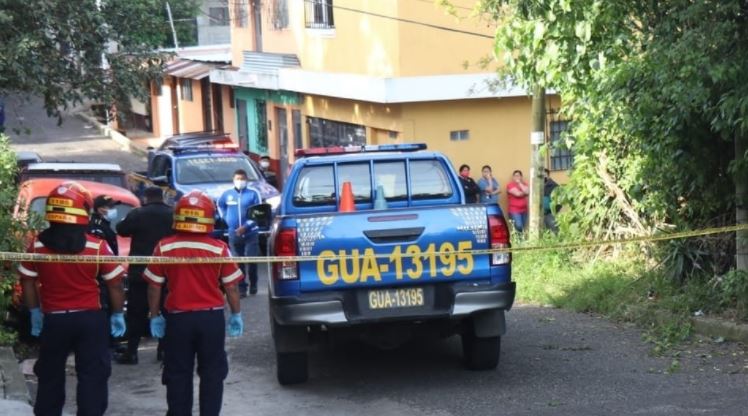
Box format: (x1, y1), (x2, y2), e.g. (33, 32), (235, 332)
(373, 161), (407, 200)
(337, 163), (371, 202)
(409, 160), (453, 200)
(292, 165), (335, 206)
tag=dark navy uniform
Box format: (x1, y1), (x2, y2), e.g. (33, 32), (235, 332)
(144, 183), (244, 416)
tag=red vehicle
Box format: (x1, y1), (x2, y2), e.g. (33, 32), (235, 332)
(9, 179), (140, 337)
(14, 178), (140, 256)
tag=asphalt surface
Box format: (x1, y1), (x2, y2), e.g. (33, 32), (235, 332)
(6, 98), (748, 416)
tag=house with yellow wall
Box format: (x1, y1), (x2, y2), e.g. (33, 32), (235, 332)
(208, 0), (571, 201)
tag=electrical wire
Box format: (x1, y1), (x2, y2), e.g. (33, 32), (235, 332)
(185, 0), (493, 39)
(302, 0), (493, 39)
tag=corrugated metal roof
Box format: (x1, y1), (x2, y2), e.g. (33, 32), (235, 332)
(165, 59), (218, 80)
(241, 52), (300, 74)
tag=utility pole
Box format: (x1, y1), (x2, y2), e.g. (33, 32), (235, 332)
(737, 134), (747, 271)
(528, 86), (546, 239)
(166, 2), (180, 50)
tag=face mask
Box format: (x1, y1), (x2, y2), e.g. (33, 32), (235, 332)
(460, 171), (470, 178)
(234, 179), (247, 190)
(104, 208), (117, 221)
(260, 160), (270, 169)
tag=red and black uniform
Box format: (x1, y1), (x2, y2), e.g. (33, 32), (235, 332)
(18, 234), (125, 416)
(144, 233), (242, 416)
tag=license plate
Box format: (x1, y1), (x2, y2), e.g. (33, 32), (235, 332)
(368, 287), (424, 310)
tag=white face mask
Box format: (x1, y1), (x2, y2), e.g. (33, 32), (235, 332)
(234, 179), (247, 190)
(260, 160), (270, 169)
(104, 208), (117, 221)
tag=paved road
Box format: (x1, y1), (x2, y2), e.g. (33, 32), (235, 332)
(6, 101), (748, 415)
(5, 95), (146, 172)
(97, 271), (748, 416)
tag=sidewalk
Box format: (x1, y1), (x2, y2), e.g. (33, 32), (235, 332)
(0, 347), (32, 415)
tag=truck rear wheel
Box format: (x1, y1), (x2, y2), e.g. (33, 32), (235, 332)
(461, 332), (501, 370)
(276, 351), (308, 385)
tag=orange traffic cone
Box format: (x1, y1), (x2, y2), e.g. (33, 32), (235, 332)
(339, 181), (356, 212)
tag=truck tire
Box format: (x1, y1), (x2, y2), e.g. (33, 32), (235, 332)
(276, 351), (308, 385)
(461, 332), (501, 371)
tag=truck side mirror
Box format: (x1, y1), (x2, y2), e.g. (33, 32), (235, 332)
(247, 203), (272, 229)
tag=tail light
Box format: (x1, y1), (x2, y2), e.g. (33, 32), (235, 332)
(273, 227), (298, 280)
(488, 215), (511, 265)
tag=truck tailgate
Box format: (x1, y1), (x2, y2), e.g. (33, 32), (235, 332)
(297, 205), (491, 292)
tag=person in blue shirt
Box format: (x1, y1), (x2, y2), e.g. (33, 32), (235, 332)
(217, 169), (261, 297)
(478, 165), (501, 204)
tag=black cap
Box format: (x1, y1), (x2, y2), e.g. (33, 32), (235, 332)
(93, 195), (120, 210)
(143, 186), (164, 200)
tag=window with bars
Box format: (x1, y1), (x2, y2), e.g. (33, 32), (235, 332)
(549, 120), (573, 171)
(273, 0), (289, 29)
(209, 7), (229, 26)
(305, 0), (334, 29)
(449, 130), (470, 141)
(180, 79), (193, 101)
(235, 1), (248, 27)
(307, 117), (365, 147)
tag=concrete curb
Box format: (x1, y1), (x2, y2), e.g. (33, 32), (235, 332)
(0, 346), (29, 403)
(75, 112), (149, 158)
(692, 316), (748, 343)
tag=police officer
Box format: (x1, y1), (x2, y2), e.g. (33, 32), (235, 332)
(89, 194), (120, 255)
(115, 186), (174, 364)
(218, 169), (260, 296)
(144, 190), (244, 416)
(17, 181), (126, 416)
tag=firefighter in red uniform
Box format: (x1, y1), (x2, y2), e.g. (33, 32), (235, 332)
(17, 181), (126, 416)
(144, 190), (244, 416)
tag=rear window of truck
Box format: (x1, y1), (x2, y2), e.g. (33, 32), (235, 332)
(291, 158), (453, 207)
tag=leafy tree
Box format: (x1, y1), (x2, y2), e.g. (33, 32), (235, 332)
(0, 0), (199, 119)
(479, 0), (748, 274)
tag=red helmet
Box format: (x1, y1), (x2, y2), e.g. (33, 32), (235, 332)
(45, 181), (93, 225)
(173, 191), (216, 233)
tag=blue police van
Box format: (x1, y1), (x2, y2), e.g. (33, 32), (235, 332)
(268, 143), (515, 384)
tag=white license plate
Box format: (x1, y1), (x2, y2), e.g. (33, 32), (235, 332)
(368, 287), (424, 310)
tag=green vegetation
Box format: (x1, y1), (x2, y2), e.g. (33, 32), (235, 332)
(0, 0), (199, 119)
(0, 134), (24, 345)
(475, 0), (748, 343)
(513, 233), (748, 349)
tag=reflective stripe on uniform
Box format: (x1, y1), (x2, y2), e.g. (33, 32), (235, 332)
(221, 269), (243, 284)
(160, 241), (223, 255)
(85, 241), (101, 250)
(101, 265), (125, 281)
(144, 268), (165, 283)
(17, 264), (37, 277)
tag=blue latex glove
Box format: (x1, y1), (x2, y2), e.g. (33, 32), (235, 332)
(29, 308), (43, 337)
(227, 313), (243, 337)
(110, 312), (126, 337)
(150, 315), (166, 339)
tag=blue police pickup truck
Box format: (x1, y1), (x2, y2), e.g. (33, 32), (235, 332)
(268, 143), (515, 385)
(129, 132), (280, 206)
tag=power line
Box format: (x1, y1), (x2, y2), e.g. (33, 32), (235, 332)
(190, 0), (494, 39)
(302, 0), (493, 39)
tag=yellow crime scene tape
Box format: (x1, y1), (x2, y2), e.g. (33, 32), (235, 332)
(1, 223), (746, 266)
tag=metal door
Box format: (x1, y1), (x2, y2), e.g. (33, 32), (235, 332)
(236, 99), (248, 151)
(275, 107), (288, 186)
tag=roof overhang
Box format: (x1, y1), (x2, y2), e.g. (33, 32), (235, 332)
(277, 70), (528, 103)
(165, 59), (222, 80)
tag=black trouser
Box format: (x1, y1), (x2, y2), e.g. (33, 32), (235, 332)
(163, 310), (228, 416)
(125, 278), (149, 356)
(34, 310), (110, 416)
(228, 233), (259, 293)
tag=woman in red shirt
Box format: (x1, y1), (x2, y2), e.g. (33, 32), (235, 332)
(506, 170), (530, 232)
